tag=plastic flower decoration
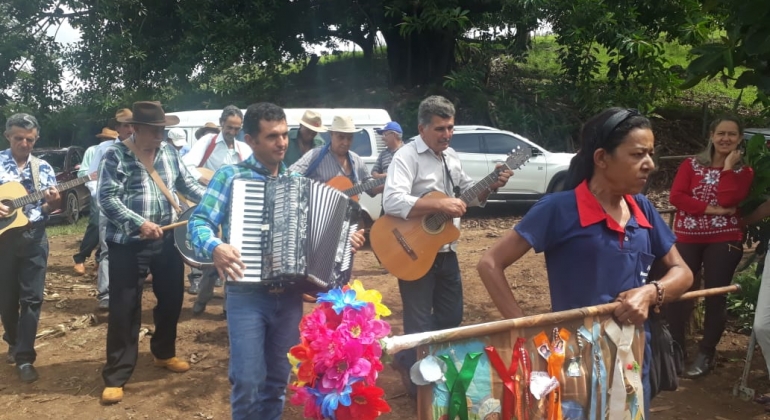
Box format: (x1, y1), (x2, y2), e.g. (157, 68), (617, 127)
(288, 281), (392, 419)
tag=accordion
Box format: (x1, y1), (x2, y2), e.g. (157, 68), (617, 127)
(229, 176), (359, 290)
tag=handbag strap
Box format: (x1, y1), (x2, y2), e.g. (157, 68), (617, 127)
(122, 138), (182, 214)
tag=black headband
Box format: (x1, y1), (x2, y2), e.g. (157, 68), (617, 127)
(598, 108), (641, 146)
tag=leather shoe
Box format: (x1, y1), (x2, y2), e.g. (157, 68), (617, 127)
(98, 299), (109, 311)
(192, 301), (206, 316)
(154, 357), (190, 373)
(6, 347), (15, 365)
(684, 352), (712, 378)
(73, 263), (86, 276)
(17, 364), (38, 383)
(101, 387), (123, 405)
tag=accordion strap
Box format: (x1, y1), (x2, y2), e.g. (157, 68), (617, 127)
(236, 161), (271, 177)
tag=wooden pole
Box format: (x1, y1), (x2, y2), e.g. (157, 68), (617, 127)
(160, 220), (187, 232)
(382, 284), (741, 354)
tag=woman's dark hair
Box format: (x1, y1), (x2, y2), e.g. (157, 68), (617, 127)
(564, 107), (652, 190)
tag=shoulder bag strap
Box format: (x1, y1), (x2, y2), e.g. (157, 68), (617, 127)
(199, 134), (219, 167)
(29, 155), (42, 192)
(122, 139), (182, 214)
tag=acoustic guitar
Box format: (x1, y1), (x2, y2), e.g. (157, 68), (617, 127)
(370, 148), (531, 281)
(0, 174), (95, 238)
(325, 175), (386, 201)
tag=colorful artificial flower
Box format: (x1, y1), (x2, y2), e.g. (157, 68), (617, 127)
(317, 288), (368, 314)
(349, 280), (392, 318)
(336, 381), (392, 420)
(289, 284), (392, 419)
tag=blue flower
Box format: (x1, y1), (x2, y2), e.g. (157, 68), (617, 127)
(317, 288), (367, 314)
(320, 384), (353, 419)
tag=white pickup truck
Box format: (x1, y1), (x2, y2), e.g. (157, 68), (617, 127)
(167, 108), (390, 229)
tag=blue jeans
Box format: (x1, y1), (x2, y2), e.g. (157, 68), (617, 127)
(394, 251), (463, 372)
(226, 284), (303, 420)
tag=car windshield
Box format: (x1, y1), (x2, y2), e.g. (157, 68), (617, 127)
(32, 151), (66, 173)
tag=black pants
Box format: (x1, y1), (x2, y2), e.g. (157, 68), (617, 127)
(0, 222), (48, 366)
(667, 241), (743, 356)
(73, 199), (100, 264)
(102, 232), (184, 387)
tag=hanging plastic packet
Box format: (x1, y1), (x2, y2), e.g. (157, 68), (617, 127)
(530, 371), (560, 400)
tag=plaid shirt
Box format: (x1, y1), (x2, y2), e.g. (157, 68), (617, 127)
(98, 140), (204, 244)
(188, 155), (297, 259)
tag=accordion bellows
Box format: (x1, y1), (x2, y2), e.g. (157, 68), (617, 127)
(229, 176), (358, 289)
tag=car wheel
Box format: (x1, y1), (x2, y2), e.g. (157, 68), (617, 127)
(65, 192), (80, 224)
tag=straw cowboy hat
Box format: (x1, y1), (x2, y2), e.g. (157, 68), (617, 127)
(117, 101), (179, 126)
(114, 108), (132, 121)
(195, 122), (220, 139)
(298, 110), (328, 133)
(95, 127), (119, 140)
(329, 115), (359, 133)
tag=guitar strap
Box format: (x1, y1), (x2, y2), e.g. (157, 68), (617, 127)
(122, 139), (182, 215)
(441, 153), (460, 198)
(199, 133), (220, 167)
(29, 155), (42, 192)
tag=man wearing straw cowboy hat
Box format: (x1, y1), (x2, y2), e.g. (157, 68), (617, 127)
(284, 110), (327, 167)
(98, 101), (204, 405)
(72, 127), (120, 277)
(289, 115), (376, 195)
(195, 122), (220, 140)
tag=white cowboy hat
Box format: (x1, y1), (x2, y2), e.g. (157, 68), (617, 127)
(329, 115), (360, 134)
(298, 110), (328, 133)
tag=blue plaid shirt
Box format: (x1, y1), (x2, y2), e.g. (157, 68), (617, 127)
(188, 155), (299, 259)
(0, 149), (57, 223)
(98, 140), (204, 244)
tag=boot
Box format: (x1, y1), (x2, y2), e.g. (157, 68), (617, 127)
(684, 352), (712, 378)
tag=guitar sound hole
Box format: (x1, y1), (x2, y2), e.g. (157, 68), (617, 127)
(0, 199), (13, 211)
(422, 218), (444, 235)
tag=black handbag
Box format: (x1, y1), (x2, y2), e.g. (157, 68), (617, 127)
(648, 311), (684, 398)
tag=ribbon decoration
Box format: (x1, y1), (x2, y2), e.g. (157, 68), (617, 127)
(604, 319), (645, 420)
(534, 329), (570, 420)
(485, 337), (531, 420)
(578, 323), (608, 420)
(438, 352), (482, 420)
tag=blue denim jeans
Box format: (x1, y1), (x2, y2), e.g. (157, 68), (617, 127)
(394, 251), (463, 373)
(226, 284), (303, 420)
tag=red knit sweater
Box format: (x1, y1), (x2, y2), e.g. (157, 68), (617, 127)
(670, 157), (754, 243)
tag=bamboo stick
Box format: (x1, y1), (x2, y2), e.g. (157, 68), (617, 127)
(160, 220), (187, 232)
(381, 284), (741, 354)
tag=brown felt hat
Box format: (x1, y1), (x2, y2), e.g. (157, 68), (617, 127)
(117, 101), (179, 127)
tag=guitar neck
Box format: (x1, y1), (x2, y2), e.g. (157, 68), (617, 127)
(11, 175), (91, 209)
(343, 178), (385, 197)
(427, 166), (507, 226)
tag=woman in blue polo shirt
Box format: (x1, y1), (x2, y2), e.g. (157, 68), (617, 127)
(477, 107), (694, 415)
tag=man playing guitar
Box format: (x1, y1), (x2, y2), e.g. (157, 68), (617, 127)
(381, 96), (512, 398)
(289, 115), (379, 200)
(0, 113), (60, 383)
(99, 101), (204, 405)
(182, 106), (251, 305)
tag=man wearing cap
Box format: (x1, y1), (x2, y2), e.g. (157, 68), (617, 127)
(98, 101), (204, 404)
(0, 113), (60, 383)
(289, 115), (376, 197)
(183, 106), (251, 307)
(283, 110), (327, 167)
(166, 128), (190, 157)
(195, 122), (220, 140)
(72, 127), (119, 276)
(370, 121), (404, 199)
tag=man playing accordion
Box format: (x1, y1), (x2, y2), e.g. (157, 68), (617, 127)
(187, 102), (364, 420)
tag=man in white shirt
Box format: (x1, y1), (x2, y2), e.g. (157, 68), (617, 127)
(182, 105), (250, 312)
(72, 128), (117, 275)
(382, 96), (512, 398)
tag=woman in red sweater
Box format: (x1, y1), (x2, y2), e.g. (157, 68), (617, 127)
(668, 115), (754, 378)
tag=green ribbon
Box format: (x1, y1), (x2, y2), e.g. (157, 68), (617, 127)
(438, 352), (482, 420)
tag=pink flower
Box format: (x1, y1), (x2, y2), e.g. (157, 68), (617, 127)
(320, 340), (373, 391)
(339, 304), (391, 345)
(310, 328), (346, 373)
(300, 304), (341, 342)
(289, 385), (323, 419)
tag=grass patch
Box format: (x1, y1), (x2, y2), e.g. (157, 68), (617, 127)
(46, 217), (88, 238)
